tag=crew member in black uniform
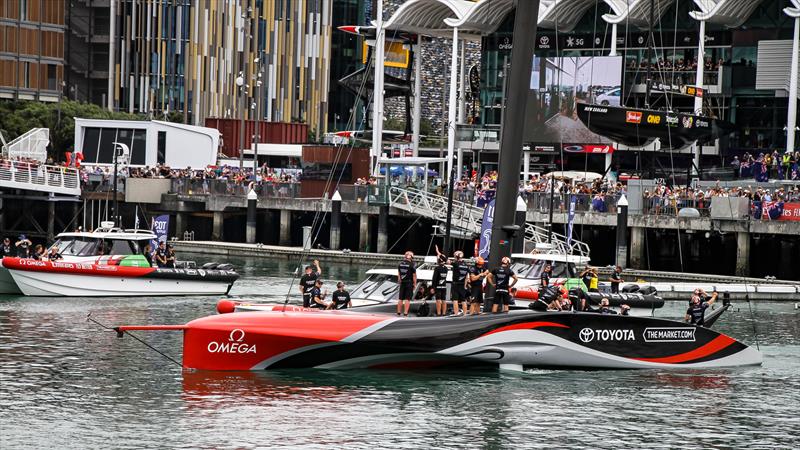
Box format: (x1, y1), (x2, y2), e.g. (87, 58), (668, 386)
(45, 246), (63, 261)
(155, 241), (168, 267)
(468, 257), (488, 315)
(1, 237), (14, 257)
(308, 279), (329, 309)
(432, 255), (449, 316)
(488, 256), (518, 313)
(397, 251), (416, 317)
(298, 259), (322, 308)
(331, 281), (352, 309)
(685, 290), (718, 326)
(450, 251), (469, 316)
(540, 264), (552, 288)
(609, 265), (623, 293)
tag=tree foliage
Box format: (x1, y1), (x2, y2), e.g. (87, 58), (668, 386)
(0, 100), (147, 161)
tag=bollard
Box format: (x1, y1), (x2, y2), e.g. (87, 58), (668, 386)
(330, 190), (342, 250)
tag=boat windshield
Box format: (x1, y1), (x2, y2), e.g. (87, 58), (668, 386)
(511, 260), (575, 279)
(352, 273), (399, 302)
(53, 237), (142, 256)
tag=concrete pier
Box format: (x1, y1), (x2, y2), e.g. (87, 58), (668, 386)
(630, 226), (645, 269)
(359, 213), (370, 252)
(279, 209), (292, 246)
(47, 201), (55, 242)
(736, 232), (750, 277)
(175, 212), (187, 238)
(212, 211), (224, 241)
(377, 205), (388, 254)
(246, 189), (257, 244)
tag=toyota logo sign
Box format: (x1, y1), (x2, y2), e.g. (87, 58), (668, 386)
(579, 328), (595, 343)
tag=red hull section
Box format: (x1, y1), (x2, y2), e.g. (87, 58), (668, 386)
(2, 257), (155, 278)
(180, 312), (391, 371)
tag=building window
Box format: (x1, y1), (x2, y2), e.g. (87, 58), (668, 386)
(22, 62), (30, 88)
(47, 64), (57, 90)
(157, 131), (166, 164)
(82, 127), (101, 163)
(19, 0), (27, 21)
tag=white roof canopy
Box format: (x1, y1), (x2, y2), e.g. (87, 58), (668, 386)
(689, 0), (768, 27)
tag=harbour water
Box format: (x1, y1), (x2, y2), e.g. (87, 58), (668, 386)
(1, 256), (798, 449)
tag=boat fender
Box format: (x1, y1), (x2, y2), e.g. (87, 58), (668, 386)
(622, 284), (640, 293)
(202, 262), (219, 270)
(215, 263), (234, 271)
(216, 299), (238, 314)
(639, 285), (657, 295)
(416, 301), (430, 317)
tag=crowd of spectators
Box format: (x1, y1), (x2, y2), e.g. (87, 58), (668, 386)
(730, 151), (800, 181)
(627, 56), (724, 73)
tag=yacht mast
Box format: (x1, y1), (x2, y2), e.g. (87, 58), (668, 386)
(487, 0), (540, 268)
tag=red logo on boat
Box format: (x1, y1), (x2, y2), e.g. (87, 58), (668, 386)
(626, 111), (642, 124)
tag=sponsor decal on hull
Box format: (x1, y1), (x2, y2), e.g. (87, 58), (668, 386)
(644, 327), (696, 342)
(626, 111), (642, 124)
(207, 329), (257, 354)
(578, 327), (635, 343)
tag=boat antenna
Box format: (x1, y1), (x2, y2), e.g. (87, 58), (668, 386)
(488, 0), (540, 269)
(644, 0), (655, 109)
(745, 296), (761, 351)
(87, 313), (182, 368)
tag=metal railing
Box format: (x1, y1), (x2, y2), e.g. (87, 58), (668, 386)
(524, 192), (622, 214)
(169, 178), (300, 199)
(641, 196), (711, 217)
(0, 160), (80, 195)
(388, 186), (591, 258)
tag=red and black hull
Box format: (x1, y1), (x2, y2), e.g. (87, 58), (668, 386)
(118, 309), (762, 371)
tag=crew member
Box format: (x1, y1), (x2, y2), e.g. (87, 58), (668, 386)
(1, 237), (14, 257)
(609, 266), (623, 293)
(580, 266), (599, 292)
(597, 298), (617, 314)
(540, 264), (553, 288)
(142, 243), (154, 266)
(450, 251), (470, 316)
(432, 255), (449, 316)
(45, 246), (62, 261)
(298, 259), (322, 308)
(165, 244), (176, 268)
(397, 251), (416, 317)
(155, 241), (168, 267)
(15, 235), (32, 258)
(468, 257), (489, 315)
(32, 244), (45, 260)
(488, 256), (518, 313)
(685, 290), (718, 326)
(308, 279), (329, 309)
(331, 282), (352, 309)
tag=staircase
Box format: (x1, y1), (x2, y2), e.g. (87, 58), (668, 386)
(387, 187), (590, 258)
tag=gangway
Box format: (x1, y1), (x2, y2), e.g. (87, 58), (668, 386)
(1, 128), (49, 161)
(0, 160), (81, 196)
(388, 186), (590, 258)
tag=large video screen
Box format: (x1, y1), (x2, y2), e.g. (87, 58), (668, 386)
(523, 55), (622, 144)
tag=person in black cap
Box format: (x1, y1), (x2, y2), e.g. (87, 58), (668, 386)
(331, 281), (352, 309)
(299, 259), (322, 308)
(432, 254), (449, 316)
(1, 237), (14, 257)
(450, 251), (469, 316)
(308, 279), (329, 309)
(15, 235), (32, 258)
(488, 256), (518, 313)
(397, 251), (416, 317)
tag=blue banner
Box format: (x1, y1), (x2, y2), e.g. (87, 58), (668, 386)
(566, 195), (576, 250)
(151, 215), (170, 250)
(478, 199), (495, 259)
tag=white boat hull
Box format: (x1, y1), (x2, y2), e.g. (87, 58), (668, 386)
(0, 264), (22, 295)
(8, 269), (233, 297)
